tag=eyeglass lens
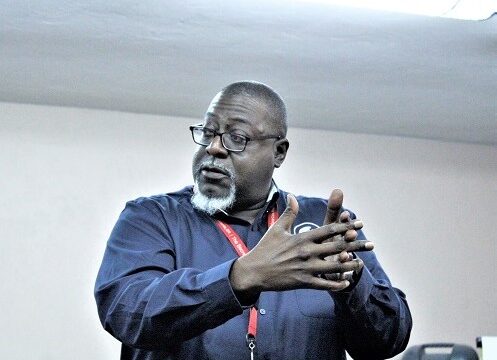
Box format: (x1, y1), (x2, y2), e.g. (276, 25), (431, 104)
(193, 128), (246, 151)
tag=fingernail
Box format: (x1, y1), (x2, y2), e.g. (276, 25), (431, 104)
(365, 241), (374, 250)
(353, 220), (363, 228)
(343, 280), (350, 288)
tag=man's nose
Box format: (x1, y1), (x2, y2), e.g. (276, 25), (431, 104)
(206, 135), (229, 158)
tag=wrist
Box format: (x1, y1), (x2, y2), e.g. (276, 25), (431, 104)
(229, 258), (261, 306)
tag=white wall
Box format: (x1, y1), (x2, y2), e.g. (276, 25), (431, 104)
(1, 102), (496, 359)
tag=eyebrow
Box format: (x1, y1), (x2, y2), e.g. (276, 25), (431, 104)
(205, 112), (250, 125)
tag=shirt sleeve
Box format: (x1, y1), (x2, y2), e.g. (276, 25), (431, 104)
(332, 217), (413, 359)
(94, 198), (244, 351)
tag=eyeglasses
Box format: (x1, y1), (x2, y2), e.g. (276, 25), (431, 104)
(189, 125), (282, 152)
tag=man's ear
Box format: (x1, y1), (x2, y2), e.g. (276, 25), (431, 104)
(273, 138), (289, 168)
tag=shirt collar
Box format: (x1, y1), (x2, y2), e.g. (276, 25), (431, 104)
(266, 180), (278, 203)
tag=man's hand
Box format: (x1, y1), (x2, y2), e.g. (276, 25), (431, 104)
(322, 189), (371, 290)
(229, 193), (374, 302)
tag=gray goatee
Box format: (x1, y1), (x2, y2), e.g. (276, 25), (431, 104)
(191, 160), (236, 215)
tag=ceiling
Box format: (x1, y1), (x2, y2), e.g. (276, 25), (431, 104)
(1, 0), (496, 145)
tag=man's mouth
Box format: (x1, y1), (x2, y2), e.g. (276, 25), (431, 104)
(200, 165), (231, 180)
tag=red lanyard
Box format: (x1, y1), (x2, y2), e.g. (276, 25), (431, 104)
(215, 207), (279, 358)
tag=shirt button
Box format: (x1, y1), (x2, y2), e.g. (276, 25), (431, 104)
(259, 308), (266, 315)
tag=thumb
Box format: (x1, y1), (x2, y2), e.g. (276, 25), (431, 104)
(277, 193), (299, 232)
(323, 189), (343, 225)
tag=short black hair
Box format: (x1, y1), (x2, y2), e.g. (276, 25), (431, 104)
(220, 81), (287, 137)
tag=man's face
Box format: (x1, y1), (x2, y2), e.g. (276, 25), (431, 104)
(191, 92), (282, 212)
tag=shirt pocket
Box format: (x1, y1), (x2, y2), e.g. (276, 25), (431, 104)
(294, 289), (335, 319)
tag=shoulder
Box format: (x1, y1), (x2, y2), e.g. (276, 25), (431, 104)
(124, 186), (195, 219)
(129, 185), (193, 205)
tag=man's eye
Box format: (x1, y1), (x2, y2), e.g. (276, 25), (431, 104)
(202, 129), (215, 138)
(229, 133), (246, 144)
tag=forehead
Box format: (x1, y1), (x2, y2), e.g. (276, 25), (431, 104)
(204, 93), (272, 133)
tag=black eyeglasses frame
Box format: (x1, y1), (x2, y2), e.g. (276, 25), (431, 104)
(189, 124), (282, 152)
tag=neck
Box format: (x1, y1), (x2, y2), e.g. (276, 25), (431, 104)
(227, 196), (269, 224)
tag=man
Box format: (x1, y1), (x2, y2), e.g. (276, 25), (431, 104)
(95, 81), (412, 360)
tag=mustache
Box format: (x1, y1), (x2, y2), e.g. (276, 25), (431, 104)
(194, 159), (234, 179)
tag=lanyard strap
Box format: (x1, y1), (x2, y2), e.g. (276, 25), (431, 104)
(215, 207), (279, 356)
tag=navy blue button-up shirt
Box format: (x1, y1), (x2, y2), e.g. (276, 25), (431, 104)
(95, 186), (411, 359)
